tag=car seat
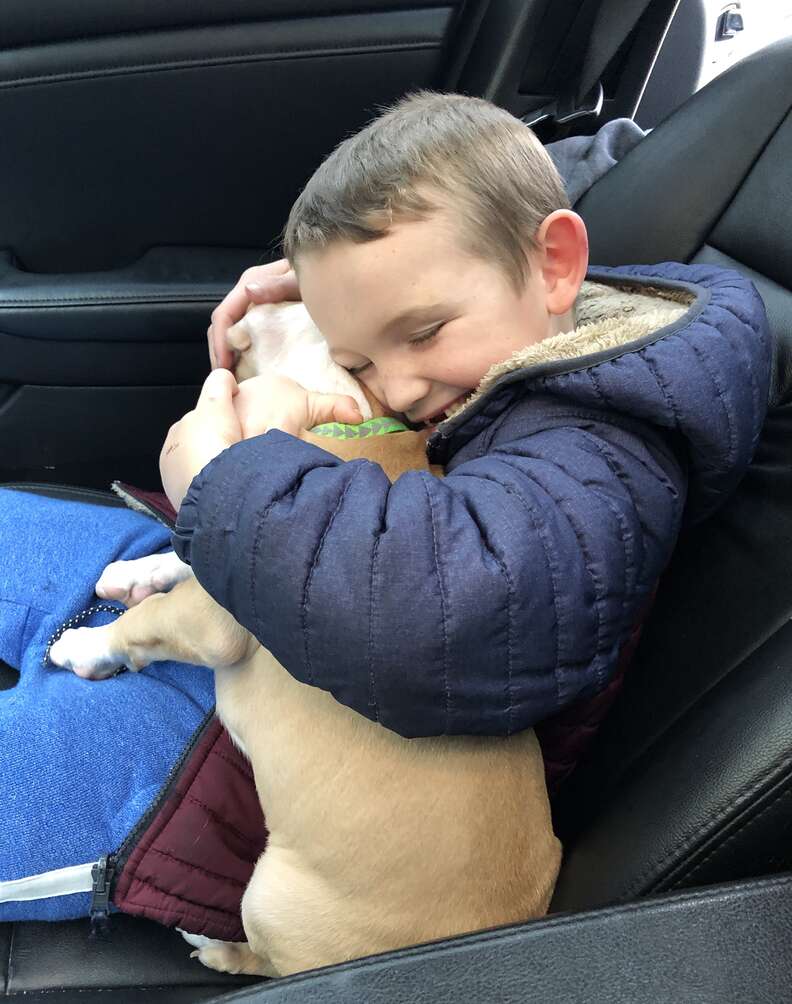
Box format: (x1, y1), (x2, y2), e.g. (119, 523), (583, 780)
(2, 35), (792, 1004)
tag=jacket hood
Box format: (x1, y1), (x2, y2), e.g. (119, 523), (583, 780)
(429, 263), (773, 523)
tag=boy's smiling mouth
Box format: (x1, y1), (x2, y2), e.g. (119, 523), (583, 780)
(417, 392), (470, 427)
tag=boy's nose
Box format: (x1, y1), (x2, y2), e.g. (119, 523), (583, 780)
(380, 374), (431, 417)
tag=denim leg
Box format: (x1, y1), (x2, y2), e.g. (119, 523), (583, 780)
(0, 489), (215, 920)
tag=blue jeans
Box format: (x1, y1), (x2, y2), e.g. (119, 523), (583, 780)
(0, 488), (214, 921)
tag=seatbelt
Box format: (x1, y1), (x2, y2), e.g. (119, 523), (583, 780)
(525, 0), (680, 126)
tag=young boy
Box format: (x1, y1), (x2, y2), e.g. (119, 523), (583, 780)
(162, 92), (772, 739)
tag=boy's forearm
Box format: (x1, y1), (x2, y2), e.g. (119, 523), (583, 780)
(172, 419), (686, 738)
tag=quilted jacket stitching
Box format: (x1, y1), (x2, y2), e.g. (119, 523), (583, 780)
(576, 433), (640, 593)
(466, 471), (565, 704)
(452, 486), (516, 730)
(547, 440), (640, 690)
(441, 473), (517, 718)
(210, 747), (255, 783)
(420, 477), (452, 729)
(250, 485), (301, 638)
(500, 449), (609, 690)
(124, 872), (241, 917)
(302, 464), (366, 687)
(184, 793), (262, 851)
(146, 846), (247, 888)
(682, 331), (738, 469)
(367, 533), (382, 723)
(505, 453), (610, 674)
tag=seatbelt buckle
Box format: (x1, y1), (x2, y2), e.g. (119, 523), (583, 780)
(523, 82), (604, 128)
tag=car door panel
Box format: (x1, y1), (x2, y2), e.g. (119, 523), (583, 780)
(0, 0), (679, 488)
(0, 6), (456, 272)
(0, 3), (464, 486)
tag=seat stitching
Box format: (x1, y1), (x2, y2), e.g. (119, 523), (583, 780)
(5, 921), (14, 994)
(662, 780), (792, 892)
(625, 750), (792, 897)
(0, 40), (440, 90)
(0, 293), (224, 305)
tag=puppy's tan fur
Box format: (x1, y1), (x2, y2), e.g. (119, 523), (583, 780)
(64, 305), (561, 977)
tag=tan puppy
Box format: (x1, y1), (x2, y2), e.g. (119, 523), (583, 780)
(50, 304), (561, 978)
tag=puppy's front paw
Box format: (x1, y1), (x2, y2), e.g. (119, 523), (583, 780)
(96, 552), (191, 607)
(49, 626), (125, 680)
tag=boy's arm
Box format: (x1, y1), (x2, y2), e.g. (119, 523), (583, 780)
(171, 405), (686, 738)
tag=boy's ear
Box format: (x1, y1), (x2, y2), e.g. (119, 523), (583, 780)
(535, 210), (589, 316)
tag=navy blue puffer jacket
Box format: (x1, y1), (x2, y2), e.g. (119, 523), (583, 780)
(173, 264), (773, 738)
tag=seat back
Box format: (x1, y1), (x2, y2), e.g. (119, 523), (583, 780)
(552, 37), (792, 911)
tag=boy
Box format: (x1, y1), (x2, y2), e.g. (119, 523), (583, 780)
(162, 92), (772, 738)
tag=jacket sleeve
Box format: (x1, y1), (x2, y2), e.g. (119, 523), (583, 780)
(172, 407), (686, 737)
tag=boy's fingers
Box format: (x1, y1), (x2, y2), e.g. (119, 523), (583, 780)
(309, 393), (364, 428)
(245, 271), (300, 304)
(207, 261), (297, 369)
(208, 294), (246, 370)
(207, 328), (238, 372)
(197, 368), (239, 406)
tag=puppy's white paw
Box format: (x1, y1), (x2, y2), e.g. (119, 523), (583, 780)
(49, 625), (125, 680)
(96, 552), (192, 607)
(190, 941), (271, 977)
(190, 945), (235, 974)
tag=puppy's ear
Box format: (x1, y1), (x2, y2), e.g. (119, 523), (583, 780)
(226, 320), (252, 352)
(361, 383), (387, 419)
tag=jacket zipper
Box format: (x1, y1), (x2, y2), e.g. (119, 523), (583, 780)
(89, 855), (116, 938)
(96, 709), (216, 933)
(8, 479), (204, 934)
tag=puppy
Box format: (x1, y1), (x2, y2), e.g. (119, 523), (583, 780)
(50, 303), (561, 978)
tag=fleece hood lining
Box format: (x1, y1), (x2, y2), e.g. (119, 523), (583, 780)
(447, 278), (697, 422)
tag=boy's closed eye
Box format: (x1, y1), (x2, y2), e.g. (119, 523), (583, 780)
(344, 324), (442, 376)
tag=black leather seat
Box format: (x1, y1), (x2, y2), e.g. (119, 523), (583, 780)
(3, 36), (792, 1004)
(551, 33), (792, 911)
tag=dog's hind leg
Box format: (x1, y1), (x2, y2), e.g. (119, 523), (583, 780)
(236, 846), (361, 978)
(49, 577), (255, 679)
(190, 940), (278, 978)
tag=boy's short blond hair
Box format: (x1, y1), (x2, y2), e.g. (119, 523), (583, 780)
(283, 91), (569, 290)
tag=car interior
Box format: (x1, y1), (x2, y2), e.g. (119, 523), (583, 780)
(1, 0), (791, 1000)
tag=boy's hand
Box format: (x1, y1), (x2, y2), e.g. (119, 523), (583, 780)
(207, 259), (300, 370)
(235, 372), (364, 439)
(160, 369), (243, 510)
